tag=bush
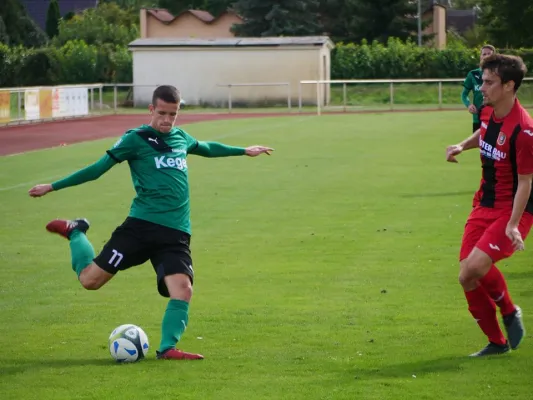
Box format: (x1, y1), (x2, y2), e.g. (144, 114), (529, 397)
(18, 47), (61, 86)
(110, 46), (133, 83)
(331, 38), (533, 79)
(0, 41), (132, 87)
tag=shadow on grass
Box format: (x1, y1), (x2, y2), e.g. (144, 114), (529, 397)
(352, 353), (511, 380)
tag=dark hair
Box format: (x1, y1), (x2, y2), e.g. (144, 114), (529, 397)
(152, 85), (181, 105)
(481, 54), (528, 92)
(481, 44), (496, 53)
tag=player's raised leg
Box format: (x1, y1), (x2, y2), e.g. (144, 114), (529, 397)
(46, 218), (114, 289)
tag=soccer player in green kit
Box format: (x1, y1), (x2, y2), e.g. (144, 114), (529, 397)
(28, 85), (273, 360)
(462, 44), (495, 132)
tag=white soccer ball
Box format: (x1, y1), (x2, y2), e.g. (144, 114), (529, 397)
(108, 324), (149, 363)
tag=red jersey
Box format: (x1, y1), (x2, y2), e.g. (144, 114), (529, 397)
(473, 99), (533, 212)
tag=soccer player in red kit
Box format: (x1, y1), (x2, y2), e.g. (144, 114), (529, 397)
(446, 54), (533, 356)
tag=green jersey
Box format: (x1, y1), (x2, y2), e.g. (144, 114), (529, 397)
(462, 68), (483, 123)
(51, 124), (246, 234)
(107, 124), (198, 234)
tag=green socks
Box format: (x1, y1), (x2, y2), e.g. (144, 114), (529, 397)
(69, 230), (95, 277)
(159, 299), (189, 352)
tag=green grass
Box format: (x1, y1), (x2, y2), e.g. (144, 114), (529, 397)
(1, 111), (533, 399)
(328, 81), (533, 108)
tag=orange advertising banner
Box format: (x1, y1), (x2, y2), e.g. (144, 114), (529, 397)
(39, 89), (53, 119)
(0, 92), (10, 123)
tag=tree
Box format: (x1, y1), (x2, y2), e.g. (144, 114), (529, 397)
(319, 0), (428, 44)
(63, 11), (76, 21)
(46, 0), (61, 38)
(204, 0), (235, 16)
(99, 0), (235, 18)
(478, 0), (533, 48)
(99, 0), (158, 8)
(53, 2), (139, 47)
(157, 0), (207, 16)
(318, 0), (358, 43)
(0, 16), (8, 44)
(232, 0), (322, 37)
(353, 0), (425, 43)
(450, 0), (480, 8)
(0, 0), (47, 47)
(461, 24), (489, 47)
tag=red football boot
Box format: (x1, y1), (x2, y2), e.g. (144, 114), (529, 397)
(156, 348), (204, 360)
(46, 218), (90, 239)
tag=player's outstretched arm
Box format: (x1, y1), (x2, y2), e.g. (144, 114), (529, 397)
(446, 129), (480, 163)
(28, 154), (117, 197)
(189, 141), (273, 158)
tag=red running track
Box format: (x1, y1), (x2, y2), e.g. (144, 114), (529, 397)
(0, 112), (296, 156)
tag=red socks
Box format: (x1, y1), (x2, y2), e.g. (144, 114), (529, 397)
(479, 265), (516, 317)
(464, 286), (507, 345)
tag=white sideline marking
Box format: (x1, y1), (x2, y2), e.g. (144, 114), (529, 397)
(0, 175), (65, 192)
(0, 116), (312, 192)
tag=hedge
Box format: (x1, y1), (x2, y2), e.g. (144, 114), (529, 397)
(0, 40), (132, 88)
(331, 38), (533, 79)
(1, 37), (533, 88)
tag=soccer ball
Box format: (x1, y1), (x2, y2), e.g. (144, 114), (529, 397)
(108, 324), (149, 363)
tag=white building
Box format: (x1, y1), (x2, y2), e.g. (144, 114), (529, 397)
(128, 36), (334, 107)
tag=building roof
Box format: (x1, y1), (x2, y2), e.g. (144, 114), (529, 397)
(144, 8), (240, 25)
(129, 36), (335, 49)
(20, 0), (98, 30)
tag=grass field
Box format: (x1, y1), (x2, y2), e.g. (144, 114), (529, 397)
(2, 111), (533, 399)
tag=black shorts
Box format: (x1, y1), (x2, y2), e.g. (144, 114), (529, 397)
(473, 122), (481, 133)
(93, 217), (194, 297)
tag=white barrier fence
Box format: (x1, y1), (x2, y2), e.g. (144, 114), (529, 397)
(0, 84), (103, 125)
(2, 78), (533, 121)
(216, 82), (292, 113)
(299, 78), (533, 115)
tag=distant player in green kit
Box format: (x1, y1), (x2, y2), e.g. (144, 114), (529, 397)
(461, 44), (495, 132)
(28, 85), (273, 360)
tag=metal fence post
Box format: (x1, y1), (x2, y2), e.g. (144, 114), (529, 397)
(114, 84), (118, 113)
(228, 85), (232, 114)
(287, 83), (291, 112)
(343, 83), (347, 112)
(438, 81), (443, 109)
(390, 82), (394, 111)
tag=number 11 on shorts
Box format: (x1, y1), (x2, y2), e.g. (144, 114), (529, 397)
(109, 249), (123, 267)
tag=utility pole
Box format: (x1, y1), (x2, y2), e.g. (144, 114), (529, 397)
(418, 0), (422, 46)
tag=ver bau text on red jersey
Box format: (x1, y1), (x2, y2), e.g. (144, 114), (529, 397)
(473, 99), (533, 211)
